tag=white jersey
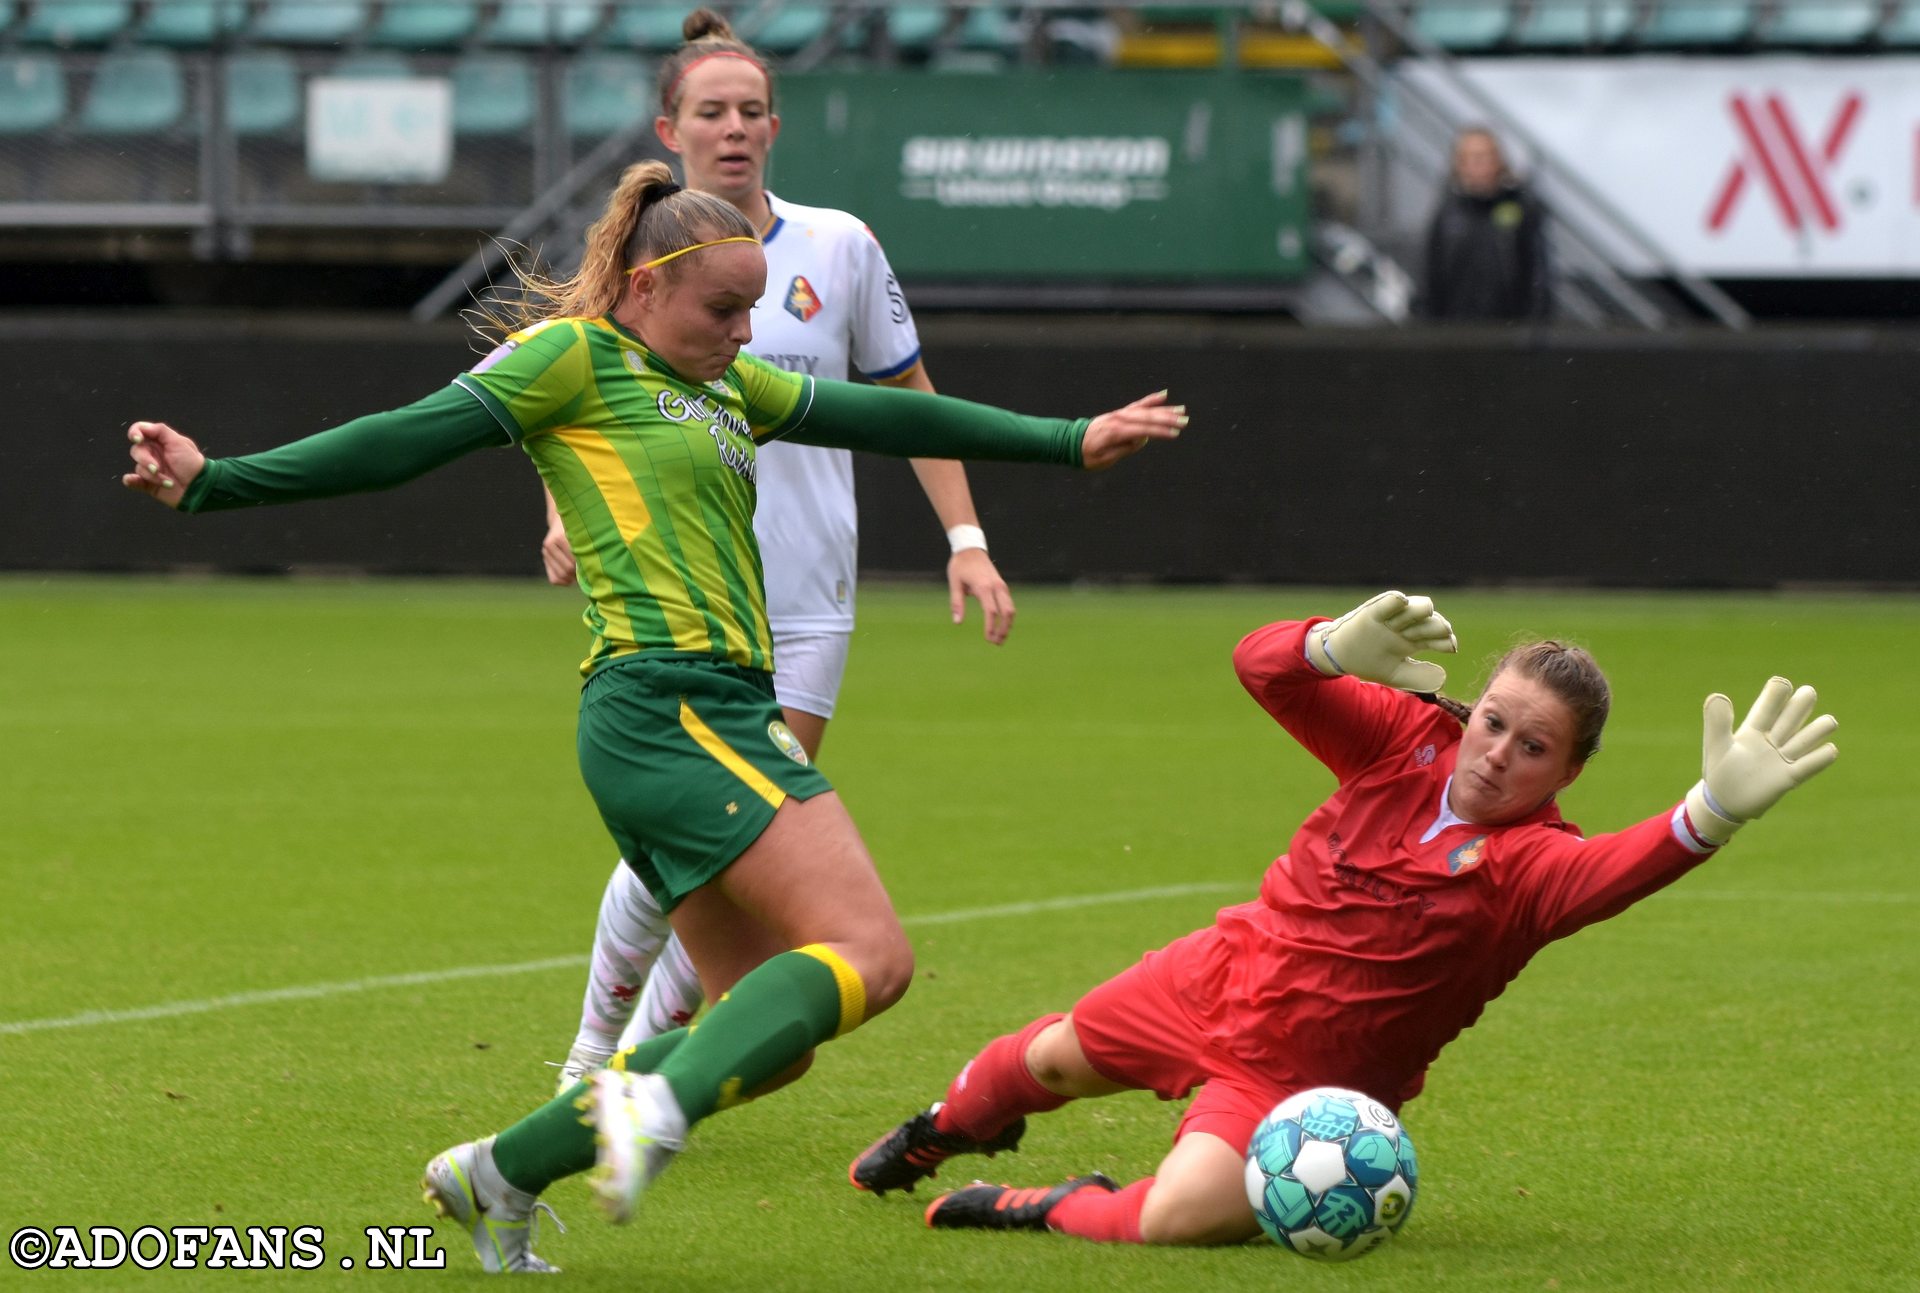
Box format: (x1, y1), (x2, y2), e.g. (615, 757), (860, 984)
(749, 191), (923, 634)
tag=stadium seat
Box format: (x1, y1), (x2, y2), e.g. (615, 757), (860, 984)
(1636, 1), (1754, 48)
(451, 53), (534, 136)
(252, 1), (370, 46)
(747, 4), (830, 55)
(1758, 1), (1877, 48)
(957, 4), (1025, 53)
(483, 1), (602, 46)
(885, 4), (949, 52)
(76, 48), (186, 135)
(139, 0), (249, 46)
(224, 49), (301, 135)
(565, 51), (651, 137)
(1412, 2), (1512, 52)
(1512, 1), (1634, 48)
(370, 1), (481, 50)
(604, 4), (690, 52)
(1884, 2), (1920, 47)
(0, 51), (64, 134)
(18, 1), (131, 46)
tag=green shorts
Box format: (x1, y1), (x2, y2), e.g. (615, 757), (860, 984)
(576, 655), (833, 910)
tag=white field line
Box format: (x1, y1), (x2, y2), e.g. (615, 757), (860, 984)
(4, 880), (1908, 1038)
(0, 882), (1242, 1039)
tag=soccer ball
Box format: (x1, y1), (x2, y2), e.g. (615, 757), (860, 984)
(1244, 1086), (1418, 1261)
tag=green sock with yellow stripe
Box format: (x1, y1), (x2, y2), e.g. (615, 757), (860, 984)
(489, 1028), (690, 1194)
(653, 945), (861, 1124)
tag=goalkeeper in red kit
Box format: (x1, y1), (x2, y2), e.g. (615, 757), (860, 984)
(849, 591), (1839, 1246)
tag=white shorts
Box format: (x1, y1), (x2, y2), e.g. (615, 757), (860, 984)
(770, 628), (852, 720)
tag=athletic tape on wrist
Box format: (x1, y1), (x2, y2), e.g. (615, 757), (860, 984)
(946, 524), (988, 555)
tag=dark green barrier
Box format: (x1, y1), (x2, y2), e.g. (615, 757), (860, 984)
(768, 71), (1310, 280)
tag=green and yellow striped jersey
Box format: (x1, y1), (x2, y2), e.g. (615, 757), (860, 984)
(456, 316), (814, 677)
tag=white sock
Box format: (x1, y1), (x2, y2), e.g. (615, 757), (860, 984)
(573, 861), (672, 1057)
(472, 1137), (538, 1215)
(617, 933), (705, 1051)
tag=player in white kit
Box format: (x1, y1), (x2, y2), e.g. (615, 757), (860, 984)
(544, 8), (1013, 1083)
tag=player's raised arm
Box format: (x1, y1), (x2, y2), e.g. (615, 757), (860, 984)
(1676, 677), (1838, 850)
(777, 379), (1183, 469)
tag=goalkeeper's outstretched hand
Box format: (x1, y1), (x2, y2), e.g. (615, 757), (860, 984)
(1681, 677), (1838, 848)
(1305, 591), (1458, 693)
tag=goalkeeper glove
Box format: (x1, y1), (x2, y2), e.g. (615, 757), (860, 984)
(1305, 591), (1457, 693)
(1680, 677), (1838, 848)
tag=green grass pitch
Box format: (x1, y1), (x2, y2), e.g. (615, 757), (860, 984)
(3, 577), (1915, 1289)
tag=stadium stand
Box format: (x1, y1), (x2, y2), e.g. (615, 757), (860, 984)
(451, 52), (536, 136)
(1759, 1), (1880, 49)
(1511, 2), (1634, 50)
(563, 50), (651, 137)
(1635, 1), (1755, 49)
(482, 0), (604, 46)
(1412, 2), (1511, 52)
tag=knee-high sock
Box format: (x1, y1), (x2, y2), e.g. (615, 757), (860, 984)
(653, 945), (859, 1124)
(932, 1012), (1071, 1141)
(491, 1028), (689, 1195)
(1049, 1178), (1152, 1244)
(617, 932), (705, 1049)
(574, 860), (672, 1053)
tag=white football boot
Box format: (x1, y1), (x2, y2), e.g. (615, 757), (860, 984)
(585, 1070), (687, 1223)
(421, 1137), (565, 1273)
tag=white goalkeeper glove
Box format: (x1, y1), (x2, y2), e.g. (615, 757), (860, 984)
(1304, 591), (1458, 693)
(1681, 677), (1838, 848)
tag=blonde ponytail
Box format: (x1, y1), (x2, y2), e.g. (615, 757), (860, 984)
(472, 159), (755, 340)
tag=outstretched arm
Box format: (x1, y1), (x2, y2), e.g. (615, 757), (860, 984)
(776, 381), (1183, 471)
(123, 385), (508, 513)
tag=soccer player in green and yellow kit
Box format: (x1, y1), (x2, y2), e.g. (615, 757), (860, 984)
(122, 159), (1185, 1274)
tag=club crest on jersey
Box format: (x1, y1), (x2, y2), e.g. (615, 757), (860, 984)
(1447, 835), (1488, 875)
(768, 721), (809, 765)
(784, 275), (823, 323)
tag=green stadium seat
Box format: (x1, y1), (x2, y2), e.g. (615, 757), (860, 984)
(452, 52), (534, 135)
(0, 51), (64, 133)
(139, 1), (249, 46)
(252, 1), (370, 46)
(885, 4), (948, 51)
(956, 5), (1023, 53)
(370, 1), (480, 49)
(604, 4), (689, 52)
(748, 4), (829, 55)
(565, 51), (651, 137)
(1636, 1), (1754, 48)
(77, 47), (185, 135)
(1759, 1), (1877, 47)
(19, 1), (131, 46)
(483, 1), (602, 46)
(1413, 2), (1511, 52)
(224, 49), (301, 135)
(1884, 2), (1920, 46)
(1513, 1), (1634, 48)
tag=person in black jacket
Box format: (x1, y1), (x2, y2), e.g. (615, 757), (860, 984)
(1420, 127), (1551, 322)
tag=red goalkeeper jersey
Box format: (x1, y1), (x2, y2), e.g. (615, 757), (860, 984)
(1200, 619), (1713, 1109)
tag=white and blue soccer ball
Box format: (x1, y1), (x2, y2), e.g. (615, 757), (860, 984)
(1244, 1086), (1418, 1261)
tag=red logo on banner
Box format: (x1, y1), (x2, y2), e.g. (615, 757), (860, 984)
(1706, 92), (1861, 233)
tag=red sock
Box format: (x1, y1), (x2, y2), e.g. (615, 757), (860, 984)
(1048, 1178), (1152, 1244)
(934, 1013), (1070, 1140)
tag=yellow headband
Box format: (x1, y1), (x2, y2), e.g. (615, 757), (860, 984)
(627, 236), (759, 275)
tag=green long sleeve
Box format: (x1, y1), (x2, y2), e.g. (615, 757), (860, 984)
(180, 385), (509, 513)
(778, 379), (1087, 467)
